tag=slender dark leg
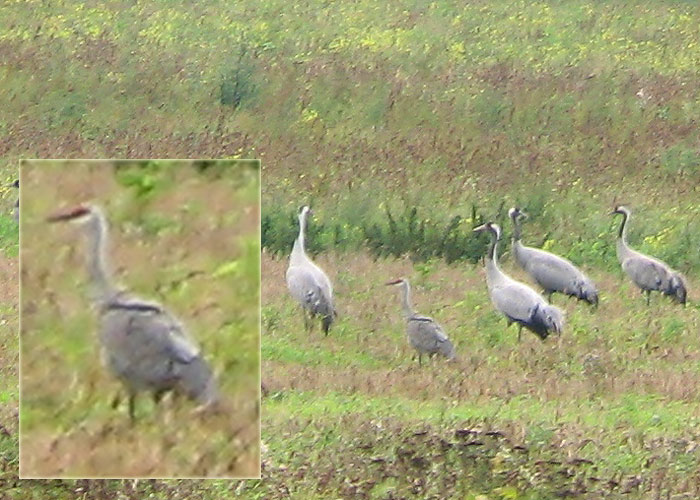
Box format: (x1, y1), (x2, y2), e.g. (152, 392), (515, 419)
(110, 392), (121, 410)
(418, 354), (422, 367)
(152, 389), (168, 405)
(645, 290), (650, 306)
(518, 325), (522, 343)
(302, 307), (310, 331)
(128, 394), (136, 422)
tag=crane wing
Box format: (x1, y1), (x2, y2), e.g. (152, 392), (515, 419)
(409, 315), (448, 342)
(491, 282), (544, 323)
(286, 265), (333, 316)
(526, 256), (583, 292)
(622, 255), (668, 291)
(101, 298), (200, 370)
(407, 315), (455, 358)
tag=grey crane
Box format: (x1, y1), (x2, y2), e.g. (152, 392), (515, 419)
(286, 206), (336, 335)
(474, 222), (564, 341)
(509, 207), (598, 306)
(612, 205), (687, 305)
(47, 203), (219, 420)
(385, 278), (456, 365)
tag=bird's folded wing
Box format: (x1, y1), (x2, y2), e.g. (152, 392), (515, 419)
(410, 315), (449, 342)
(286, 266), (319, 301)
(106, 299), (201, 364)
(492, 283), (542, 322)
(623, 256), (666, 288)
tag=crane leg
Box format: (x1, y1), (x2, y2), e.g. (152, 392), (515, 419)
(517, 325), (522, 343)
(418, 354), (422, 367)
(110, 392), (121, 410)
(128, 394), (137, 422)
(644, 290), (651, 306)
(301, 307), (311, 332)
(153, 389), (168, 405)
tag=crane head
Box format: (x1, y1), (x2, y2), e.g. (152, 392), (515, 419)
(385, 278), (405, 286)
(46, 204), (95, 223)
(299, 205), (313, 217)
(508, 207), (528, 221)
(611, 205), (630, 216)
(473, 222), (501, 240)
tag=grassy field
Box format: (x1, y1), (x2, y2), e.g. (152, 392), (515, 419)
(260, 250), (700, 498)
(19, 160), (260, 478)
(0, 0), (699, 497)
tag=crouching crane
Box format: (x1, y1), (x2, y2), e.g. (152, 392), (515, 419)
(48, 204), (219, 420)
(385, 278), (456, 365)
(286, 206), (336, 335)
(612, 206), (687, 305)
(474, 222), (564, 341)
(509, 207), (598, 306)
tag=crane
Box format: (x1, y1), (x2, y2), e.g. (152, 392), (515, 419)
(509, 207), (598, 305)
(286, 206), (336, 335)
(612, 206), (687, 305)
(473, 222), (564, 341)
(47, 203), (218, 420)
(385, 278), (456, 365)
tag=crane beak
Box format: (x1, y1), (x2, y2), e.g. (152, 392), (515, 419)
(47, 205), (91, 223)
(473, 224), (487, 233)
(385, 279), (403, 286)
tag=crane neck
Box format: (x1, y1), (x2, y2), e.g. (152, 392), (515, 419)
(290, 211), (310, 265)
(511, 217), (522, 242)
(399, 281), (415, 320)
(292, 211), (309, 257)
(617, 211), (629, 242)
(297, 211), (307, 253)
(85, 210), (118, 304)
(615, 211), (633, 262)
(485, 229), (502, 278)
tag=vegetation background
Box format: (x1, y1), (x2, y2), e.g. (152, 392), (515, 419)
(0, 0), (699, 498)
(19, 160), (260, 478)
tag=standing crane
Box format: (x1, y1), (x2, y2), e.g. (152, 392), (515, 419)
(385, 278), (456, 365)
(509, 207), (598, 305)
(47, 203), (219, 420)
(286, 206), (336, 335)
(474, 222), (564, 341)
(612, 206), (687, 305)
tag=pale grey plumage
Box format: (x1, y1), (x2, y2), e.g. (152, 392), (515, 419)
(48, 204), (218, 419)
(474, 222), (564, 341)
(509, 207), (598, 306)
(286, 206), (336, 335)
(612, 206), (687, 305)
(386, 278), (455, 365)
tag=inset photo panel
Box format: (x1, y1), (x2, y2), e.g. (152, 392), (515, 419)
(19, 159), (260, 479)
